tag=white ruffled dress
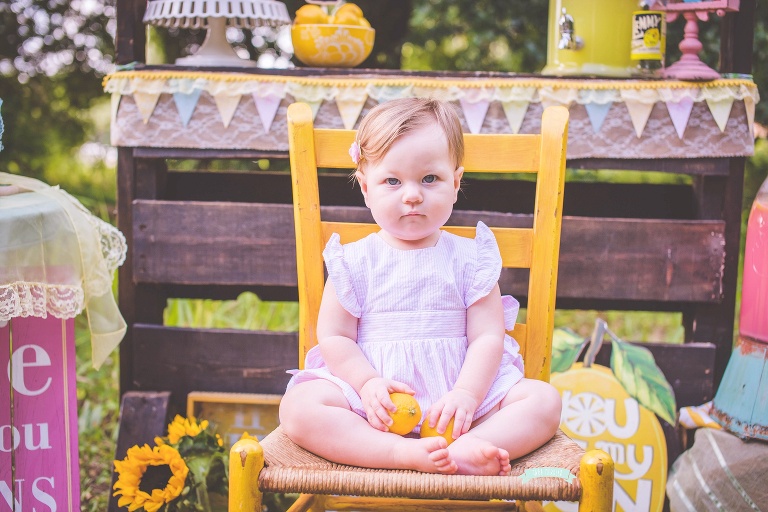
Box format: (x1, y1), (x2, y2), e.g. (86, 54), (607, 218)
(286, 221), (525, 432)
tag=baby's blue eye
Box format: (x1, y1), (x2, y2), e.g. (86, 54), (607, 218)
(386, 178), (400, 185)
(422, 175), (437, 183)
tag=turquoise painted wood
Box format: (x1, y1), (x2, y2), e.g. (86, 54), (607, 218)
(712, 336), (768, 441)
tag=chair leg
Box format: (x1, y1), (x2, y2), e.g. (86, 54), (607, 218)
(578, 449), (614, 512)
(229, 437), (264, 511)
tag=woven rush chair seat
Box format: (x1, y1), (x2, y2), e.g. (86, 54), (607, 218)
(257, 426), (583, 502)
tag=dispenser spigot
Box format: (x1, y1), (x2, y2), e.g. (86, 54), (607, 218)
(557, 8), (584, 50)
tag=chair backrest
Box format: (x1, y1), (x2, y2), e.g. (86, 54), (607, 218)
(288, 102), (569, 382)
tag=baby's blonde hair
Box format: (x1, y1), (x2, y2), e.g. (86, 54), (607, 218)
(354, 97), (464, 172)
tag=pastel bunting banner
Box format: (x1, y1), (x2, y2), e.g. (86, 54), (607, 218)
(336, 95), (368, 130)
(213, 93), (241, 128)
(623, 100), (654, 138)
(459, 94), (491, 134)
(172, 89), (202, 127)
(705, 97), (734, 133)
(110, 93), (121, 126)
(744, 95), (756, 137)
(584, 102), (613, 133)
(253, 93), (282, 133)
(132, 91), (161, 124)
(501, 101), (530, 135)
(666, 97), (694, 139)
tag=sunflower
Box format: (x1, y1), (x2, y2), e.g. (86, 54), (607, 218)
(113, 444), (189, 512)
(156, 415), (210, 445)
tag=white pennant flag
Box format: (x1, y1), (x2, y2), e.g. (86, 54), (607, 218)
(501, 101), (529, 134)
(133, 91), (162, 124)
(253, 93), (282, 133)
(744, 95), (756, 138)
(110, 93), (122, 125)
(624, 100), (655, 138)
(705, 97), (734, 133)
(459, 97), (490, 134)
(213, 93), (241, 128)
(666, 97), (694, 139)
(336, 95), (368, 130)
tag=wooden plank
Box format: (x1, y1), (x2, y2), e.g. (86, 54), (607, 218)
(132, 324), (297, 413)
(133, 200), (298, 286)
(587, 341), (716, 408)
(108, 391), (170, 512)
(133, 201), (725, 303)
(313, 129), (541, 173)
(163, 171), (695, 220)
(569, 158), (731, 176)
(115, 0), (146, 65)
(720, 0), (756, 74)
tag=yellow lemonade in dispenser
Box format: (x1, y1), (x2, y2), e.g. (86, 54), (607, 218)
(542, 0), (637, 77)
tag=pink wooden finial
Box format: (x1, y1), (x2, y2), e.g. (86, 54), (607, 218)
(663, 8), (723, 81)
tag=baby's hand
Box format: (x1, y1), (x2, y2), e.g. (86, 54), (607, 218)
(424, 388), (479, 440)
(359, 378), (415, 432)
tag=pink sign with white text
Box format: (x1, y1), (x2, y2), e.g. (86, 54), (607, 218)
(1, 316), (80, 512)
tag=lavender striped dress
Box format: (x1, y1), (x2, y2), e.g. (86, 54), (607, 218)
(286, 221), (524, 432)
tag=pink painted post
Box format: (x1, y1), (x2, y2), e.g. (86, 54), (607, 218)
(1, 316), (80, 511)
(663, 10), (721, 80)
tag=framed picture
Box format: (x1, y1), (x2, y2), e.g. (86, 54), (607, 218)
(186, 391), (282, 447)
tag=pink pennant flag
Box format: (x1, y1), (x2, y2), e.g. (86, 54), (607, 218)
(253, 93), (282, 133)
(666, 97), (694, 139)
(459, 96), (490, 134)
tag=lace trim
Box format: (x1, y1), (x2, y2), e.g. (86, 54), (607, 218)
(0, 282), (85, 322)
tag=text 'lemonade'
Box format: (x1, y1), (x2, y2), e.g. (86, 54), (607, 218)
(740, 177), (768, 343)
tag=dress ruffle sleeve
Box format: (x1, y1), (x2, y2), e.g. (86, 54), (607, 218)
(465, 221), (503, 307)
(322, 233), (362, 317)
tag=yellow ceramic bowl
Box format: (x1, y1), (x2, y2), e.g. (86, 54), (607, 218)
(291, 24), (375, 68)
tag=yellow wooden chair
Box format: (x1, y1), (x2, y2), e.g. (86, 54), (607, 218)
(229, 102), (614, 511)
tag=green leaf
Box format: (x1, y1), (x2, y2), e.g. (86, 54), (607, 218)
(551, 327), (587, 373)
(609, 337), (677, 425)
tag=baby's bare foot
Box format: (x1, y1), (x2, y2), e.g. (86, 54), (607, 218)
(393, 437), (457, 474)
(448, 433), (511, 476)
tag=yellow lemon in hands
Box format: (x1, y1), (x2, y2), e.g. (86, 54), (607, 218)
(294, 4), (328, 24)
(420, 417), (456, 445)
(388, 393), (421, 435)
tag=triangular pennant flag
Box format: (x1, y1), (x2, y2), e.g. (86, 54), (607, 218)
(133, 91), (161, 124)
(110, 93), (122, 124)
(336, 95), (368, 130)
(624, 100), (655, 138)
(744, 95), (756, 137)
(253, 93), (282, 133)
(213, 93), (241, 128)
(705, 97), (734, 133)
(584, 102), (612, 133)
(172, 89), (202, 127)
(666, 97), (694, 139)
(459, 97), (490, 134)
(306, 100), (323, 120)
(501, 101), (530, 134)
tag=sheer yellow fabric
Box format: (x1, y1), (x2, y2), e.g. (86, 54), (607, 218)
(0, 172), (127, 368)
